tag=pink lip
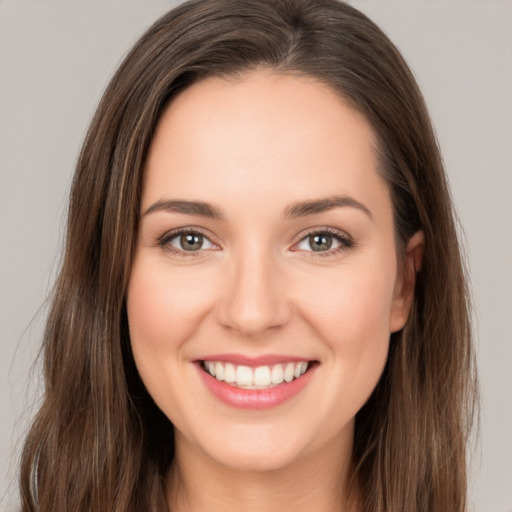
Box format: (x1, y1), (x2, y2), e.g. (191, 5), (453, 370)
(195, 361), (317, 410)
(195, 353), (311, 367)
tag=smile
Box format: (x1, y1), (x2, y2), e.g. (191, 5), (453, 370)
(196, 357), (317, 409)
(201, 360), (309, 389)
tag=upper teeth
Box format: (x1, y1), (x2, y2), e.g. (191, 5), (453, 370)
(203, 361), (309, 389)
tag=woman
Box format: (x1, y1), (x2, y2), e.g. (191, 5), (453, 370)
(19, 0), (477, 511)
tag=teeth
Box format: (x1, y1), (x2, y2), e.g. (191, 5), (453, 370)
(236, 365), (253, 386)
(284, 362), (295, 382)
(254, 366), (271, 386)
(215, 362), (224, 381)
(202, 360), (310, 389)
(224, 363), (236, 383)
(271, 364), (284, 384)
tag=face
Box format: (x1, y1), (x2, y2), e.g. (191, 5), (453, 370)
(127, 70), (417, 473)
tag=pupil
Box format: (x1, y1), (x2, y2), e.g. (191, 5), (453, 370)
(310, 234), (332, 251)
(181, 233), (203, 250)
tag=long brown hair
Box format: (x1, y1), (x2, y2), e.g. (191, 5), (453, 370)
(19, 1), (477, 511)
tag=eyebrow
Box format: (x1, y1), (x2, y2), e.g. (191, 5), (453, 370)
(284, 195), (373, 220)
(143, 194), (373, 221)
(143, 199), (224, 219)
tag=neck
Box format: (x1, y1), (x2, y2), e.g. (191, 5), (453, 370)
(165, 430), (360, 512)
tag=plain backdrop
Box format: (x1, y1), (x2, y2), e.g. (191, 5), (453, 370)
(1, 1), (511, 511)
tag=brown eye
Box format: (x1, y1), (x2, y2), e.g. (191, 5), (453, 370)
(308, 234), (333, 252)
(160, 230), (216, 254)
(179, 233), (204, 251)
(294, 229), (353, 255)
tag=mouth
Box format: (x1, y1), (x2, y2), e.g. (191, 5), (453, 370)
(200, 360), (311, 390)
(195, 357), (318, 409)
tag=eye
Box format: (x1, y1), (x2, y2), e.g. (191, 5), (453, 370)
(159, 228), (217, 255)
(294, 229), (353, 255)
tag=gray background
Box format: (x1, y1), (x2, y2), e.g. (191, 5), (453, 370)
(1, 1), (511, 511)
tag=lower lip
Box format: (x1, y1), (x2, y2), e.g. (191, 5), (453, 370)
(196, 363), (316, 409)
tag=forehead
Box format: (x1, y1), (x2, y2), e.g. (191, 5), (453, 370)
(142, 70), (389, 220)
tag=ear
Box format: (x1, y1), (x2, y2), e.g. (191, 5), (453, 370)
(389, 230), (425, 333)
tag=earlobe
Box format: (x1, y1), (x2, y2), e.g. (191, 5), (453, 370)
(389, 230), (425, 333)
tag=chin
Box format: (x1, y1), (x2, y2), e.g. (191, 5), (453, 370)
(179, 411), (353, 475)
(205, 440), (306, 473)
(176, 417), (317, 473)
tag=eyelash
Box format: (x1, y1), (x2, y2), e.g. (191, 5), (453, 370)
(158, 227), (215, 259)
(157, 226), (354, 258)
(294, 227), (354, 257)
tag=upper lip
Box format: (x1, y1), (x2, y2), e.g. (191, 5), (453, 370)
(195, 353), (313, 367)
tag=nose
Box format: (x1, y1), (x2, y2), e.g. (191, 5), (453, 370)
(216, 248), (291, 337)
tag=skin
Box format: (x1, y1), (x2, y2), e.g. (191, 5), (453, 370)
(127, 69), (424, 512)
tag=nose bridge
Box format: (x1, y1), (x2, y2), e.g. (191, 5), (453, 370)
(217, 240), (290, 336)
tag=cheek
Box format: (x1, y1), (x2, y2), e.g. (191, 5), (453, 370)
(127, 258), (213, 350)
(125, 257), (219, 393)
(295, 258), (396, 390)
(299, 258), (396, 336)
(125, 257), (223, 425)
